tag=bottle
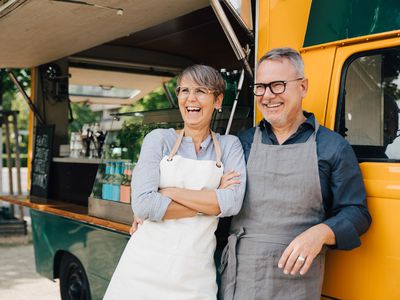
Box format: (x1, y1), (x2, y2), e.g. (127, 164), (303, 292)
(120, 162), (132, 203)
(111, 162), (122, 201)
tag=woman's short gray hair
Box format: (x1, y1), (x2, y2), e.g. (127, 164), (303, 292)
(177, 64), (225, 96)
(259, 47), (304, 77)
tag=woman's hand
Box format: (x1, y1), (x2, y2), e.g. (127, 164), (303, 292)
(219, 171), (241, 189)
(129, 215), (144, 235)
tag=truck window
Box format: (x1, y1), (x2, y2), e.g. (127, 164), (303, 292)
(338, 49), (400, 161)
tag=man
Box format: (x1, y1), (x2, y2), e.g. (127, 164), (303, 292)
(219, 47), (371, 300)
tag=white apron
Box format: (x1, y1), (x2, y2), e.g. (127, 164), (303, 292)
(104, 130), (224, 300)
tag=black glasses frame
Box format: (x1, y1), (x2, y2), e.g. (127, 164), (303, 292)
(252, 77), (304, 96)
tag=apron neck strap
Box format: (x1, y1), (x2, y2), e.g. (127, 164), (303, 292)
(167, 129), (222, 167)
(167, 129), (184, 161)
(311, 118), (320, 139)
(211, 131), (222, 168)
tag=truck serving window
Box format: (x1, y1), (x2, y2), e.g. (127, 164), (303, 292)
(338, 49), (400, 162)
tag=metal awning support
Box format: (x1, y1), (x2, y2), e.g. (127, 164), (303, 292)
(221, 0), (254, 42)
(225, 69), (245, 135)
(209, 0), (253, 80)
(6, 69), (45, 125)
(162, 82), (177, 108)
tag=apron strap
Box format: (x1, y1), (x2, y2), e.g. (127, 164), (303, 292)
(313, 118), (320, 135)
(211, 131), (222, 168)
(309, 118), (320, 142)
(167, 129), (184, 161)
(167, 129), (222, 167)
(219, 227), (245, 300)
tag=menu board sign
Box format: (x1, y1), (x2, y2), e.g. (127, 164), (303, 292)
(30, 125), (54, 198)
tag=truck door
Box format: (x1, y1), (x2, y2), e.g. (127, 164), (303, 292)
(323, 40), (400, 300)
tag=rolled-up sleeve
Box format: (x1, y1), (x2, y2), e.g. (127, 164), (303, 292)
(131, 130), (171, 221)
(323, 140), (372, 250)
(215, 136), (247, 217)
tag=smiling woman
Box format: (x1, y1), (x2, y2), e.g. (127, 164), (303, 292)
(103, 64), (247, 300)
(175, 65), (225, 136)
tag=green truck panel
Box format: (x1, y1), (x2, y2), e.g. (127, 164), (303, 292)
(30, 209), (129, 300)
(304, 0), (400, 46)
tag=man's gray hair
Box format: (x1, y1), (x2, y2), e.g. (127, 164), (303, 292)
(259, 47), (304, 77)
(177, 64), (225, 96)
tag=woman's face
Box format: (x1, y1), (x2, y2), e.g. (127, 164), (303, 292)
(177, 76), (222, 130)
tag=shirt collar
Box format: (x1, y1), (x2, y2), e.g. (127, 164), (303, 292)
(258, 111), (316, 144)
(183, 133), (213, 149)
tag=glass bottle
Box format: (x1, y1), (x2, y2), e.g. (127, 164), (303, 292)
(120, 162), (132, 203)
(111, 162), (122, 201)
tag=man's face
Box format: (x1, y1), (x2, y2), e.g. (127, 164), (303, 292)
(255, 58), (308, 128)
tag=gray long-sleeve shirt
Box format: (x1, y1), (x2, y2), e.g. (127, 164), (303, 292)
(131, 128), (247, 221)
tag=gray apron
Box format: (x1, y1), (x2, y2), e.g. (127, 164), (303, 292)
(220, 121), (326, 300)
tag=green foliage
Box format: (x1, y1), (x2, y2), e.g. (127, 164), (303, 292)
(0, 69), (31, 106)
(108, 77), (178, 162)
(119, 77), (177, 114)
(68, 102), (101, 133)
(115, 123), (160, 162)
(0, 69), (31, 167)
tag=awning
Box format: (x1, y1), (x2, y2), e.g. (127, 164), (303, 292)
(0, 0), (208, 68)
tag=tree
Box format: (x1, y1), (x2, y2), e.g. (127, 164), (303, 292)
(119, 77), (177, 114)
(0, 69), (31, 167)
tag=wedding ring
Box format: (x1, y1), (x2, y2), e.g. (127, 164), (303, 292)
(297, 255), (306, 262)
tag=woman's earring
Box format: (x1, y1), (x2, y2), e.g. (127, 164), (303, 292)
(217, 107), (223, 113)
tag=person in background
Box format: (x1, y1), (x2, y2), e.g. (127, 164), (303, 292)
(219, 47), (371, 300)
(104, 64), (246, 300)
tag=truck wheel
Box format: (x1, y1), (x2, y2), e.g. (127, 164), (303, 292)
(59, 254), (91, 300)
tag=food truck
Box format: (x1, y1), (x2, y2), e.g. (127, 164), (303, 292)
(0, 0), (399, 299)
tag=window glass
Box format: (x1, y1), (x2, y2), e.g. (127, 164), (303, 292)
(69, 84), (140, 99)
(340, 49), (400, 160)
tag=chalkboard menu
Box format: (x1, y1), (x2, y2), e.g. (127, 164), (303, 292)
(30, 125), (54, 198)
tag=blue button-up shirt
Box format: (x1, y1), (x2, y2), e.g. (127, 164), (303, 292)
(238, 112), (371, 250)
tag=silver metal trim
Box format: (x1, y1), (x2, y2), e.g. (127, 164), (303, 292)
(209, 0), (253, 78)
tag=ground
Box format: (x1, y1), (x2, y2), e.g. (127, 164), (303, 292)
(0, 236), (61, 300)
(0, 167), (60, 299)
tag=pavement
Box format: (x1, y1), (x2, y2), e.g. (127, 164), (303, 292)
(0, 243), (61, 300)
(0, 168), (61, 299)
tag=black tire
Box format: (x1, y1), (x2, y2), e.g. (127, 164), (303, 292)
(59, 253), (91, 300)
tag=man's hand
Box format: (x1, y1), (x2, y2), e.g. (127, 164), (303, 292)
(278, 223), (335, 276)
(129, 215), (144, 235)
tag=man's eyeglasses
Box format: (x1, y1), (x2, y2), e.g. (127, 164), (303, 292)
(175, 86), (215, 100)
(252, 78), (304, 96)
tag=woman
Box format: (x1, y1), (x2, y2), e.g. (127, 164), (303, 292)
(104, 64), (246, 300)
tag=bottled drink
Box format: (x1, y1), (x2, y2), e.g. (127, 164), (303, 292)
(111, 162), (122, 201)
(120, 162), (133, 203)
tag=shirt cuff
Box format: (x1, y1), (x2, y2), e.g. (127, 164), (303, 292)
(323, 217), (361, 250)
(215, 188), (237, 218)
(148, 193), (172, 222)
